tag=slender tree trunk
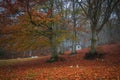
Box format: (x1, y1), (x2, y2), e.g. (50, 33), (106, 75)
(29, 50), (32, 57)
(71, 40), (76, 54)
(71, 0), (77, 55)
(58, 42), (64, 55)
(60, 42), (64, 54)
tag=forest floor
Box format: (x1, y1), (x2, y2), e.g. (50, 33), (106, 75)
(0, 42), (120, 80)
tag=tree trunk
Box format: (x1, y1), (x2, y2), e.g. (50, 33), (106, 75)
(29, 50), (32, 57)
(60, 42), (64, 54)
(71, 40), (76, 54)
(51, 46), (58, 60)
(90, 28), (97, 54)
(58, 42), (64, 55)
(71, 0), (77, 55)
(84, 26), (98, 59)
(48, 37), (58, 62)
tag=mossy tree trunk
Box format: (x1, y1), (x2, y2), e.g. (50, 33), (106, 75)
(47, 0), (59, 62)
(90, 27), (97, 54)
(48, 36), (58, 62)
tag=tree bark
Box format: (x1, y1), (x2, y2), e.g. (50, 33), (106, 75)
(29, 50), (32, 57)
(71, 0), (77, 55)
(58, 42), (64, 55)
(71, 40), (76, 54)
(49, 37), (58, 62)
(90, 27), (97, 54)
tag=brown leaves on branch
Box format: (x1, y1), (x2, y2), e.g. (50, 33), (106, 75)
(0, 0), (62, 52)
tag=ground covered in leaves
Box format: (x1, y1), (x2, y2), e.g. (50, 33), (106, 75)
(0, 42), (120, 80)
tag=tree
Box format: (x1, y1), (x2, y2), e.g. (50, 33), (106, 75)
(0, 0), (65, 62)
(71, 0), (77, 54)
(77, 0), (120, 58)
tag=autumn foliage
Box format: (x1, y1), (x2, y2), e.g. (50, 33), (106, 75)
(0, 43), (120, 80)
(0, 0), (120, 79)
(0, 0), (64, 52)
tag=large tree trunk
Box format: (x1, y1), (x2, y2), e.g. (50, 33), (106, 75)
(48, 37), (58, 62)
(51, 46), (58, 60)
(84, 26), (98, 59)
(90, 28), (97, 54)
